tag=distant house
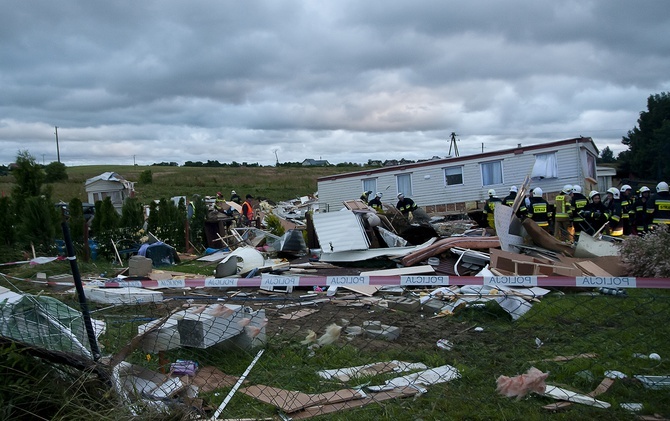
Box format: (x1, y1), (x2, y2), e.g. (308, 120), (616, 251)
(302, 159), (330, 167)
(317, 137), (609, 214)
(84, 172), (135, 214)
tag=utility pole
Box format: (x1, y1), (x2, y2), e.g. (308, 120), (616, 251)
(272, 149), (279, 166)
(133, 155), (136, 166)
(55, 126), (61, 163)
(448, 132), (460, 157)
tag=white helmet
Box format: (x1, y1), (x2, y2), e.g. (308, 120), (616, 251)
(488, 189), (496, 197)
(231, 190), (236, 194)
(606, 187), (620, 200)
(572, 185), (582, 194)
(533, 187), (543, 197)
(589, 190), (600, 200)
(657, 181), (669, 193)
(397, 192), (404, 199)
(562, 184), (573, 194)
(509, 186), (518, 193)
(620, 184), (632, 192)
(639, 186), (651, 194)
(375, 192), (383, 198)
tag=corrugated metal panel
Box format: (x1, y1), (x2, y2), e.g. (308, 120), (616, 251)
(312, 211), (370, 252)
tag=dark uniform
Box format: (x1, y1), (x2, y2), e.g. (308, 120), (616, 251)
(396, 195), (418, 216)
(368, 194), (383, 212)
(360, 191), (372, 204)
(620, 186), (635, 235)
(649, 183), (670, 226)
(581, 193), (610, 235)
(230, 190), (242, 205)
(571, 190), (588, 241)
(605, 189), (623, 237)
(503, 189), (527, 218)
(528, 196), (551, 231)
(634, 187), (652, 234)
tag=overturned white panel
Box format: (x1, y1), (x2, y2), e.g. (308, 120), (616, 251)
(313, 211), (370, 253)
(86, 287), (164, 305)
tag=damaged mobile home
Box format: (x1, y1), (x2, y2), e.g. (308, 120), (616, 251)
(317, 137), (604, 213)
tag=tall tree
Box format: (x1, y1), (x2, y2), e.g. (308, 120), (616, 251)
(11, 150), (45, 207)
(598, 146), (616, 164)
(619, 92), (670, 180)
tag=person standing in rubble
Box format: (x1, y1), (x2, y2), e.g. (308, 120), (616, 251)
(360, 190), (372, 204)
(215, 192), (226, 212)
(619, 185), (635, 235)
(581, 191), (610, 235)
(605, 187), (623, 236)
(571, 185), (588, 241)
(553, 185), (573, 241)
(503, 186), (527, 218)
(230, 190), (242, 205)
(483, 189), (502, 232)
(241, 194), (255, 226)
(368, 192), (384, 212)
(527, 187), (551, 232)
(634, 186), (652, 234)
(648, 181), (670, 227)
(396, 193), (418, 217)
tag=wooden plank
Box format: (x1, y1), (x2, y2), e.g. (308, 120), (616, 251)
(238, 385), (364, 414)
(575, 261), (614, 277)
(290, 387), (419, 419)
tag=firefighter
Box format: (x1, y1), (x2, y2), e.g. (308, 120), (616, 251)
(215, 191), (226, 212)
(483, 189), (502, 232)
(581, 191), (610, 235)
(360, 190), (372, 204)
(230, 190), (242, 205)
(503, 186), (527, 218)
(605, 187), (623, 236)
(634, 186), (652, 234)
(649, 181), (670, 227)
(527, 187), (551, 232)
(368, 192), (383, 212)
(571, 185), (588, 241)
(396, 193), (418, 217)
(553, 184), (573, 241)
(619, 185), (635, 235)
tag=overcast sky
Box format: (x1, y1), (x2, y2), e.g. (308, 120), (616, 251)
(1, 1), (669, 167)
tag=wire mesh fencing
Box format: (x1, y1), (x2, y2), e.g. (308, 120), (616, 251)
(3, 277), (667, 419)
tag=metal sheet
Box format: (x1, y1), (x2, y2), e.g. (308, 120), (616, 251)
(313, 211), (370, 252)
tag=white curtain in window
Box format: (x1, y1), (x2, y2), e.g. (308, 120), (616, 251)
(396, 174), (412, 197)
(362, 178), (377, 194)
(531, 153), (558, 180)
(481, 161), (503, 186)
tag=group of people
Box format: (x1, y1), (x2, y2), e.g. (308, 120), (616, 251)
(215, 190), (256, 226)
(484, 181), (670, 241)
(359, 190), (418, 217)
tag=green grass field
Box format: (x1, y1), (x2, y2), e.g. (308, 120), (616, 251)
(0, 164), (363, 205)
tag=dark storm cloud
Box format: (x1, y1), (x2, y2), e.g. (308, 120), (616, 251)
(0, 0), (668, 166)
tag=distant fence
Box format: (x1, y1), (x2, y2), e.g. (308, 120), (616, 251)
(2, 274), (670, 419)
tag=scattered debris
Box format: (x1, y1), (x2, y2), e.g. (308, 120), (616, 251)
(496, 367), (549, 400)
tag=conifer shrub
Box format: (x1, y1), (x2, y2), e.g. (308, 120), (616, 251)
(620, 225), (670, 277)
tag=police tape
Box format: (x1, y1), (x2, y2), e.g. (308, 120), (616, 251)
(93, 274), (670, 289)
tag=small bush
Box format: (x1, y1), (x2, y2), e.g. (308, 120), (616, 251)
(264, 213), (285, 237)
(620, 225), (670, 277)
(139, 169), (153, 184)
